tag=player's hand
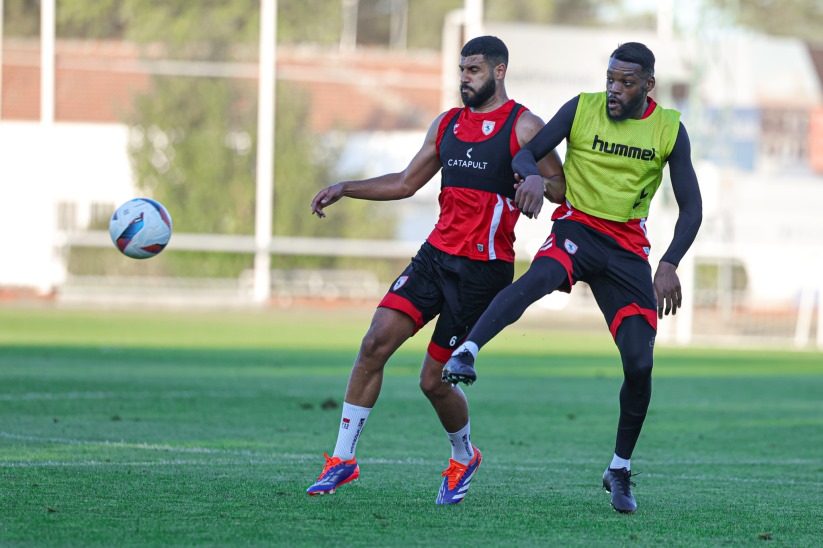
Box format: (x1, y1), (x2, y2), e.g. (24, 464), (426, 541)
(653, 261), (682, 319)
(513, 173), (545, 219)
(310, 183), (344, 218)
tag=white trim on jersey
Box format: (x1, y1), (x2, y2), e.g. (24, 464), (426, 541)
(487, 195), (504, 260)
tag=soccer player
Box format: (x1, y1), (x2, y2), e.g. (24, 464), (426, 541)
(443, 42), (703, 513)
(306, 36), (565, 504)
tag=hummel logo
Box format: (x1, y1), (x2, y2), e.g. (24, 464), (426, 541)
(633, 189), (650, 209)
(466, 147), (473, 159)
(592, 135), (655, 161)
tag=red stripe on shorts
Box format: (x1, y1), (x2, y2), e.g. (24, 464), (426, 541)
(378, 293), (425, 333)
(533, 235), (574, 293)
(609, 304), (658, 339)
(427, 341), (453, 364)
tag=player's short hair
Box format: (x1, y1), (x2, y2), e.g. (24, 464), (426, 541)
(611, 42), (655, 78)
(461, 35), (509, 69)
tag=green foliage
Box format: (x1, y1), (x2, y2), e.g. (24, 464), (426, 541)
(278, 0), (342, 45)
(2, 0), (40, 36)
(6, 1), (822, 45)
(56, 0), (129, 39)
(485, 0), (615, 26)
(128, 76), (257, 234)
(705, 0), (823, 42)
(404, 0), (462, 49)
(270, 85), (395, 241)
(124, 73), (397, 276)
(4, 0), (626, 46)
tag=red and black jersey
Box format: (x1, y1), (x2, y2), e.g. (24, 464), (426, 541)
(428, 99), (527, 263)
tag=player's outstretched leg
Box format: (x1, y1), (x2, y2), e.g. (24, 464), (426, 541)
(602, 467), (637, 513)
(306, 453), (360, 496)
(442, 257), (568, 385)
(435, 445), (482, 504)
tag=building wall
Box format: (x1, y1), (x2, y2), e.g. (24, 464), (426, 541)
(0, 39), (441, 132)
(0, 122), (133, 291)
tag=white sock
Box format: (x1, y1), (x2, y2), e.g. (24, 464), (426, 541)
(610, 454), (631, 471)
(453, 341), (479, 359)
(332, 402), (371, 460)
(446, 421), (474, 465)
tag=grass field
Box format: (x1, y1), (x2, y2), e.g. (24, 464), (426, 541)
(1, 304), (822, 546)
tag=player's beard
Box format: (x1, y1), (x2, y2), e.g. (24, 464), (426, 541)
(606, 92), (647, 121)
(461, 77), (496, 108)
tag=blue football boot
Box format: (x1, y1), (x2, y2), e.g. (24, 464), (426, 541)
(307, 453), (360, 496)
(436, 445), (482, 504)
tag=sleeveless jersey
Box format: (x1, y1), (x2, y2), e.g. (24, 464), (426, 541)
(565, 92), (680, 222)
(429, 99), (526, 262)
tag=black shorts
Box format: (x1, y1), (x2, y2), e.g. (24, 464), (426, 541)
(379, 241), (514, 362)
(534, 219), (657, 338)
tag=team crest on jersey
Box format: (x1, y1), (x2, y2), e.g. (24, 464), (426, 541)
(564, 239), (579, 254)
(482, 120), (495, 135)
(393, 276), (409, 291)
(453, 123), (460, 134)
(643, 246), (651, 256)
(477, 244), (484, 252)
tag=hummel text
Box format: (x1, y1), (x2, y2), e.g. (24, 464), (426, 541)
(592, 135), (655, 161)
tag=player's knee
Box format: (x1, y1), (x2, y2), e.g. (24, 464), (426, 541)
(616, 318), (655, 382)
(419, 367), (444, 399)
(419, 375), (439, 398)
(419, 367), (448, 398)
(359, 329), (396, 362)
(623, 352), (653, 383)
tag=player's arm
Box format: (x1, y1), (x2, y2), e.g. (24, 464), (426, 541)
(654, 122), (703, 318)
(511, 97), (578, 218)
(511, 110), (566, 219)
(311, 113), (446, 218)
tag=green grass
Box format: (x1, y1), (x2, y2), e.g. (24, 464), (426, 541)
(1, 305), (822, 546)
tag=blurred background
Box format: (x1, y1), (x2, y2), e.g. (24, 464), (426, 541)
(1, 0), (821, 348)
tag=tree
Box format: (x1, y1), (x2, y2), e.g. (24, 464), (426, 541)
(3, 0), (341, 45)
(2, 0), (40, 36)
(705, 0), (822, 43)
(485, 0), (619, 27)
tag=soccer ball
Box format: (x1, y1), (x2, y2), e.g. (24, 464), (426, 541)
(109, 198), (173, 259)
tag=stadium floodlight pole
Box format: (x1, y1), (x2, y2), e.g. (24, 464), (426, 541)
(441, 0), (482, 111)
(340, 0), (358, 52)
(0, 0), (4, 120)
(40, 0), (57, 294)
(657, 0), (675, 41)
(41, 0), (55, 125)
(440, 10), (464, 112)
(463, 0), (483, 40)
(254, 0), (277, 304)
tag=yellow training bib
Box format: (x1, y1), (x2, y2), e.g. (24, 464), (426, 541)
(564, 92), (680, 222)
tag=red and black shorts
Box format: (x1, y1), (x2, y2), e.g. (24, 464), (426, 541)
(534, 219), (658, 339)
(379, 241), (514, 363)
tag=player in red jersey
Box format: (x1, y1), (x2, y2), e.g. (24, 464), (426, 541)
(306, 36), (564, 504)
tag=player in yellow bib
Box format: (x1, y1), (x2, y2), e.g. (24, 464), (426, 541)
(443, 42), (703, 514)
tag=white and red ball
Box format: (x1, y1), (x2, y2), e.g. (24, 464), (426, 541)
(109, 198), (173, 259)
